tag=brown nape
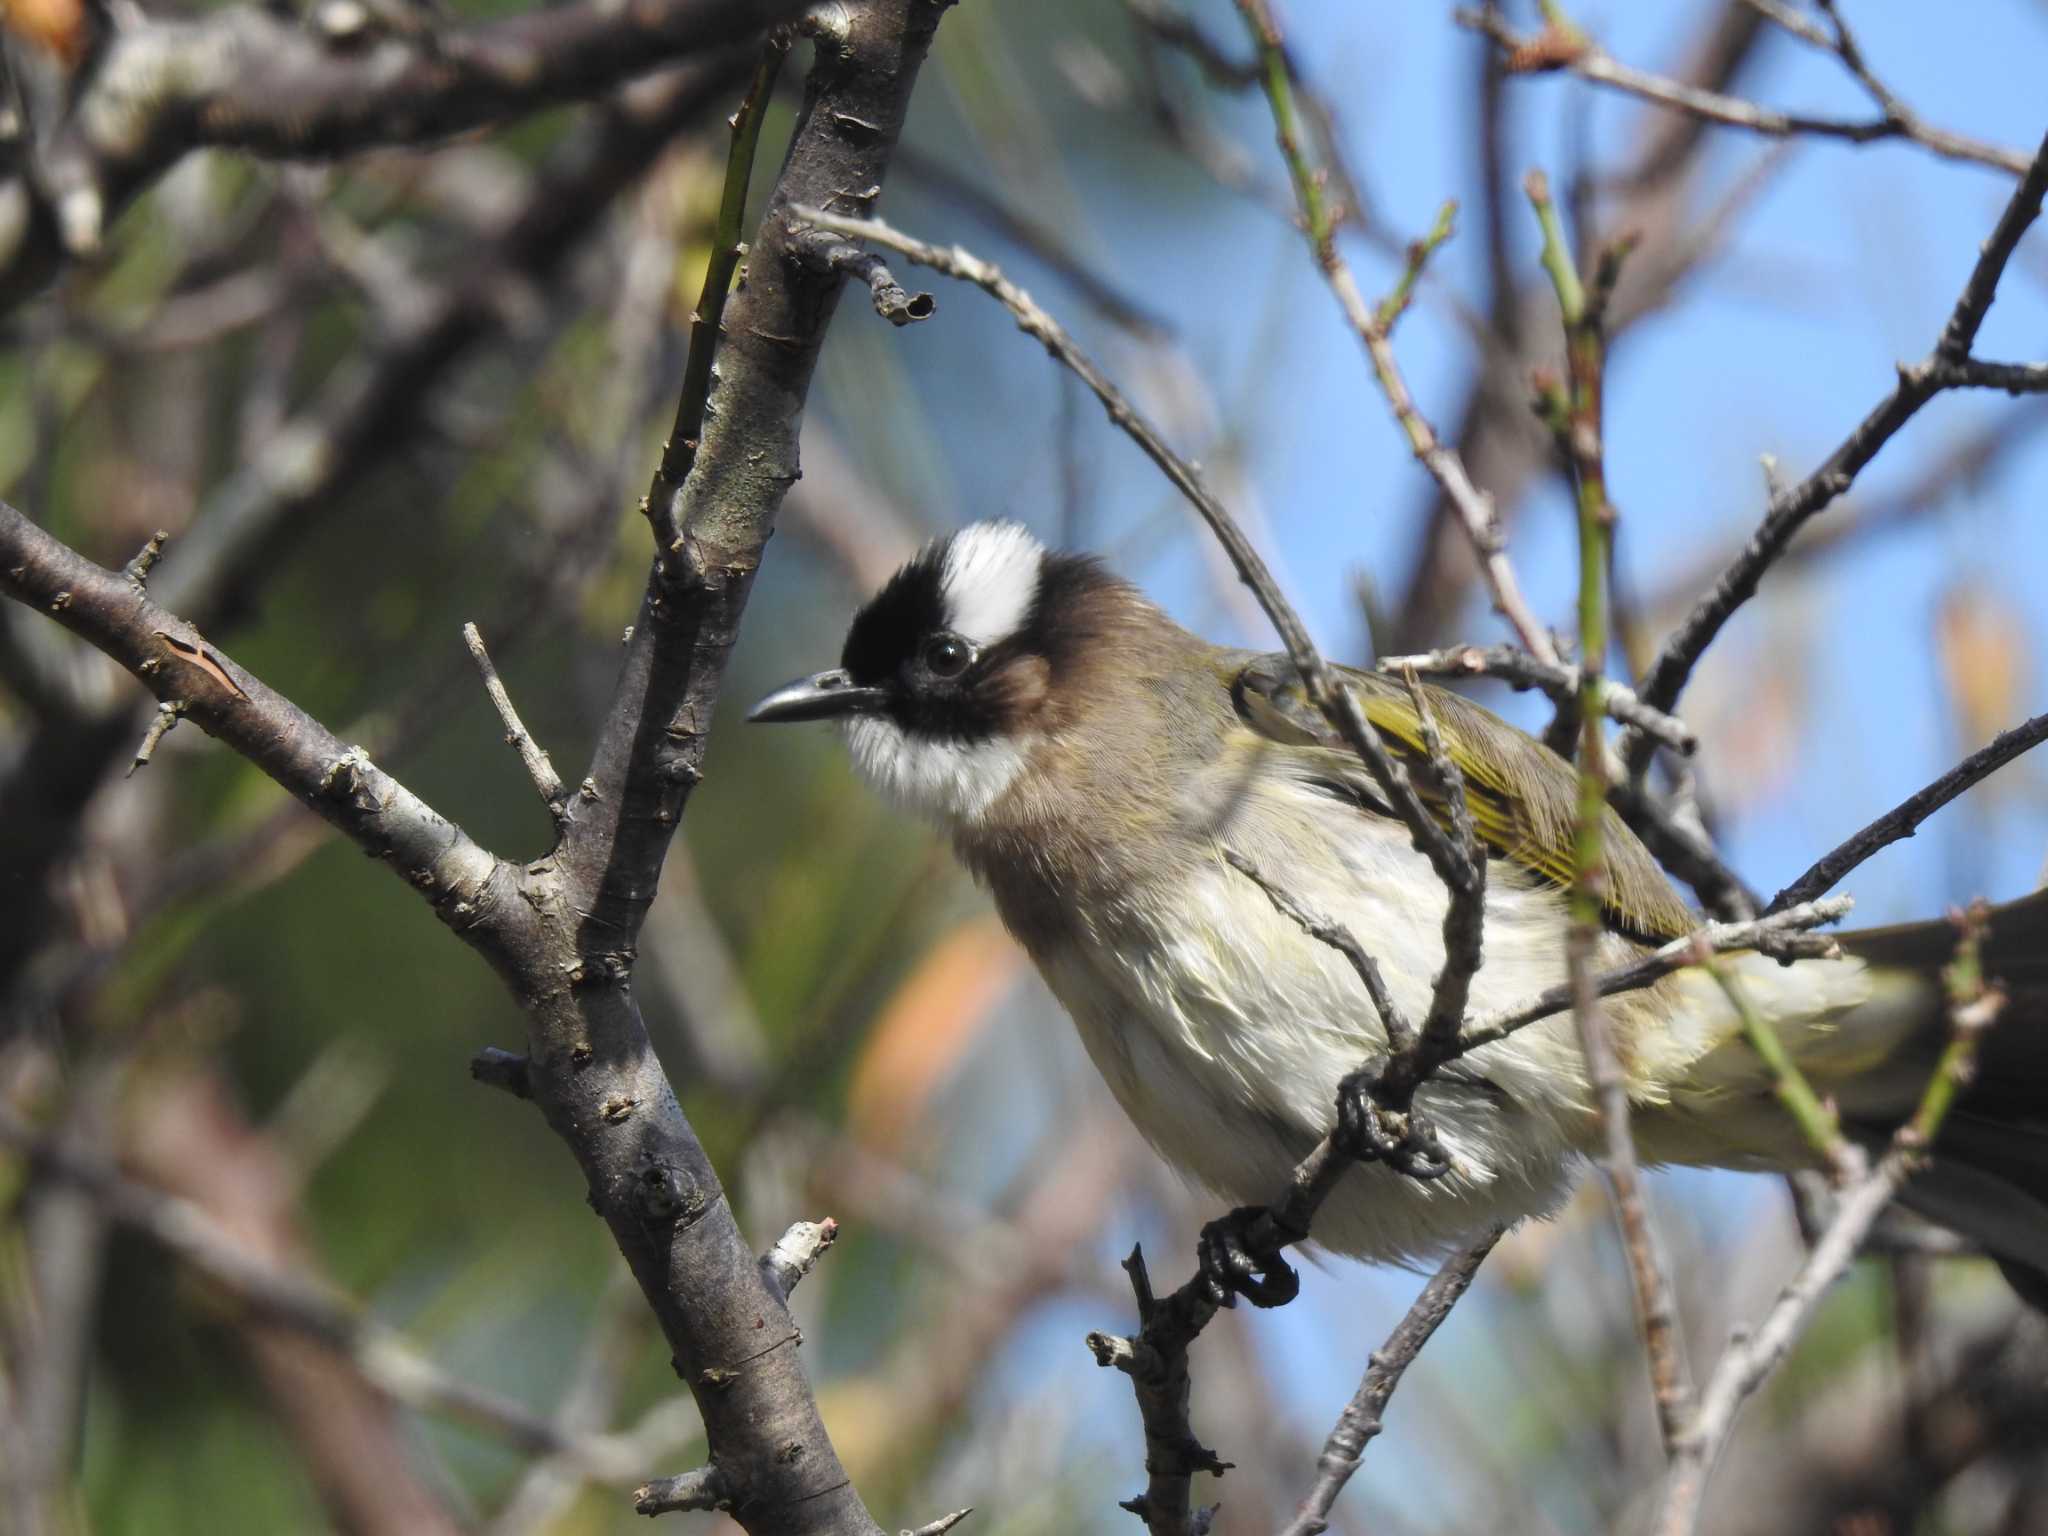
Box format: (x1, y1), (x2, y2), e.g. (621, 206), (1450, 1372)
(1019, 554), (1192, 732)
(984, 653), (1052, 729)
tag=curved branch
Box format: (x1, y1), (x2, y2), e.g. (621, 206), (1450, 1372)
(0, 502), (515, 943)
(0, 0), (805, 305)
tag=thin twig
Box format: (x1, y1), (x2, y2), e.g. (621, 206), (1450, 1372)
(126, 699), (187, 777)
(900, 1510), (975, 1536)
(0, 1107), (659, 1478)
(1528, 165), (1695, 1448)
(1456, 897), (1852, 1054)
(1652, 908), (2004, 1535)
(793, 232), (937, 325)
(1236, 0), (1556, 666)
(760, 1218), (839, 1300)
(1633, 129), (2048, 747)
(1459, 6), (2033, 179)
(1278, 1225), (1503, 1536)
(1223, 848), (1410, 1052)
(633, 1465), (728, 1516)
(1377, 644), (1694, 753)
(122, 529), (171, 590)
(1767, 710), (2048, 912)
(463, 622), (567, 819)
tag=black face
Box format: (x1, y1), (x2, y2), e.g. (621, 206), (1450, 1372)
(840, 543), (1008, 741)
(745, 528), (1121, 739)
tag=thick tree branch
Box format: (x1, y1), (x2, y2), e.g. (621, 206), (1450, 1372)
(0, 60), (748, 1005)
(0, 0), (805, 304)
(0, 503), (517, 941)
(0, 4), (953, 1531)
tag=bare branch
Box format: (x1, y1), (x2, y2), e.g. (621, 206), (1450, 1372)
(0, 1105), (656, 1476)
(1, 0), (805, 303)
(1, 4), (956, 1530)
(463, 622), (567, 820)
(1526, 166), (1695, 1446)
(470, 1046), (534, 1100)
(125, 699), (187, 777)
(1455, 898), (1853, 1054)
(1653, 909), (2005, 1535)
(633, 1466), (729, 1517)
(1378, 644), (1695, 754)
(1222, 848), (1411, 1054)
(0, 502), (513, 932)
(795, 231), (938, 326)
(1769, 711), (2048, 912)
(1278, 1226), (1502, 1536)
(1084, 1248), (1231, 1536)
(1458, 7), (2033, 179)
(901, 1510), (975, 1536)
(0, 60), (751, 1001)
(644, 36), (791, 555)
(121, 529), (171, 590)
(1634, 129), (2048, 740)
(1229, 4), (1557, 667)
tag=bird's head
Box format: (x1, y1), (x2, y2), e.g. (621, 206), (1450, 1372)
(749, 520), (1140, 827)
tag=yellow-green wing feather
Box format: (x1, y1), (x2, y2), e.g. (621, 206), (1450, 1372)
(1231, 653), (1695, 944)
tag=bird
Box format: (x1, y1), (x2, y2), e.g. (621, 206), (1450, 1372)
(749, 519), (2048, 1306)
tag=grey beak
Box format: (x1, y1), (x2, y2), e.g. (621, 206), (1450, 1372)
(747, 668), (888, 724)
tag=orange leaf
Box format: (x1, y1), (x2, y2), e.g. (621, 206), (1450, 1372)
(1937, 581), (2028, 753)
(2, 0), (88, 64)
(845, 915), (1025, 1154)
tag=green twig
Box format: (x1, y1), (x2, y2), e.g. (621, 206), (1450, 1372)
(1905, 901), (2002, 1149)
(1372, 200), (1457, 334)
(1529, 163), (1692, 1449)
(646, 33), (793, 557)
(1709, 963), (1850, 1175)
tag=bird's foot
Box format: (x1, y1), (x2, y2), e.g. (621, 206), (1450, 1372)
(1196, 1205), (1303, 1309)
(1334, 1065), (1453, 1182)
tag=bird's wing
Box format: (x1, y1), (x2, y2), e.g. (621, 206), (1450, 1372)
(1230, 652), (1696, 945)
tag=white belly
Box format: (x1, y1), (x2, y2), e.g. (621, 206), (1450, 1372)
(1033, 825), (1597, 1266)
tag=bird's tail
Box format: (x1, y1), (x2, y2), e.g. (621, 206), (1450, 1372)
(1642, 888), (2048, 1302)
(1838, 888), (2048, 1304)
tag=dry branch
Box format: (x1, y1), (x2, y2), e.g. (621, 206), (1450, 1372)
(0, 3), (955, 1529)
(1278, 1227), (1502, 1536)
(0, 0), (807, 304)
(1633, 129), (2048, 747)
(1459, 7), (2033, 179)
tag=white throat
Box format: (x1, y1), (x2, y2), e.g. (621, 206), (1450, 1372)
(842, 714), (1029, 826)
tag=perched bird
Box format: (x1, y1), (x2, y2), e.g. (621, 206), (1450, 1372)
(751, 521), (2047, 1304)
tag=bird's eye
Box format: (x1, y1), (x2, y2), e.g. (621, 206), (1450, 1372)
(923, 633), (973, 679)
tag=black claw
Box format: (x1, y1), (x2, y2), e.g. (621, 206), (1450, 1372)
(1334, 1066), (1454, 1182)
(1197, 1206), (1301, 1309)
